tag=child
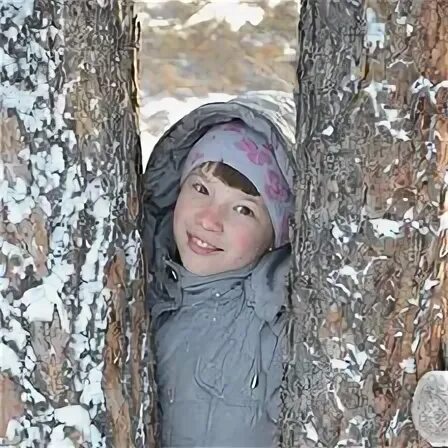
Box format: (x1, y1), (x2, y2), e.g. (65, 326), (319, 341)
(143, 91), (296, 447)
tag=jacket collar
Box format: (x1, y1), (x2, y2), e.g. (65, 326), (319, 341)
(160, 245), (291, 323)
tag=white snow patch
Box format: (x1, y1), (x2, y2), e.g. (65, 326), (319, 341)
(399, 357), (416, 373)
(411, 334), (420, 354)
(0, 320), (28, 351)
(403, 207), (414, 222)
(338, 265), (359, 285)
(439, 210), (448, 233)
(424, 278), (440, 291)
(410, 76), (433, 94)
(346, 343), (368, 370)
(366, 8), (385, 52)
(331, 359), (350, 370)
(52, 405), (102, 445)
(0, 342), (21, 376)
(80, 363), (104, 413)
(21, 283), (70, 332)
(183, 1), (264, 31)
(322, 125), (334, 136)
(332, 222), (344, 240)
(370, 218), (402, 238)
(304, 421), (319, 442)
(49, 145), (65, 173)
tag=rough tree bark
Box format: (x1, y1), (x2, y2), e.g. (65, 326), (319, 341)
(0, 1), (156, 447)
(282, 1), (448, 447)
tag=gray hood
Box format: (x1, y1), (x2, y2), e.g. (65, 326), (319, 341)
(142, 90), (297, 282)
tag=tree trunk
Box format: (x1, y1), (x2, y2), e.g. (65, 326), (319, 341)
(0, 1), (156, 446)
(283, 0), (448, 447)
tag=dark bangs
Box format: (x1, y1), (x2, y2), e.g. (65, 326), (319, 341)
(199, 162), (259, 197)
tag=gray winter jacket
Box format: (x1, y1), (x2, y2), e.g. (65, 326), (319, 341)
(143, 91), (297, 447)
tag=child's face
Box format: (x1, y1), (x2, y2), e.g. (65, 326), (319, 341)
(173, 169), (274, 276)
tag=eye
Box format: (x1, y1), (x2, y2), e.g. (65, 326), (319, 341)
(235, 205), (255, 217)
(192, 182), (209, 195)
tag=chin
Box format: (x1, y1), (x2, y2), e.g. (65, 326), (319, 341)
(181, 254), (221, 276)
(183, 257), (250, 277)
(177, 240), (256, 276)
(178, 255), (219, 276)
(178, 240), (223, 276)
(183, 262), (217, 276)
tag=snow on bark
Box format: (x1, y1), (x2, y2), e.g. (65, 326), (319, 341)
(0, 1), (155, 446)
(283, 1), (448, 447)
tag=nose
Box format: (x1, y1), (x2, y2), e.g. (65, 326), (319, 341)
(195, 206), (224, 232)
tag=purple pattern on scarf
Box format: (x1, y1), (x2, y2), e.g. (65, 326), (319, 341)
(265, 170), (290, 202)
(235, 137), (273, 166)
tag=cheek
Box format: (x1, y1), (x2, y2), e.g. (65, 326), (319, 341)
(173, 202), (182, 230)
(173, 204), (188, 244)
(174, 193), (190, 227)
(230, 225), (263, 254)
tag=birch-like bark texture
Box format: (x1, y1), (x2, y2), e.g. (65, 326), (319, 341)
(0, 1), (156, 446)
(283, 1), (448, 447)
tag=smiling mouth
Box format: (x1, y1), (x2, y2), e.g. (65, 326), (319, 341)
(187, 233), (223, 255)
